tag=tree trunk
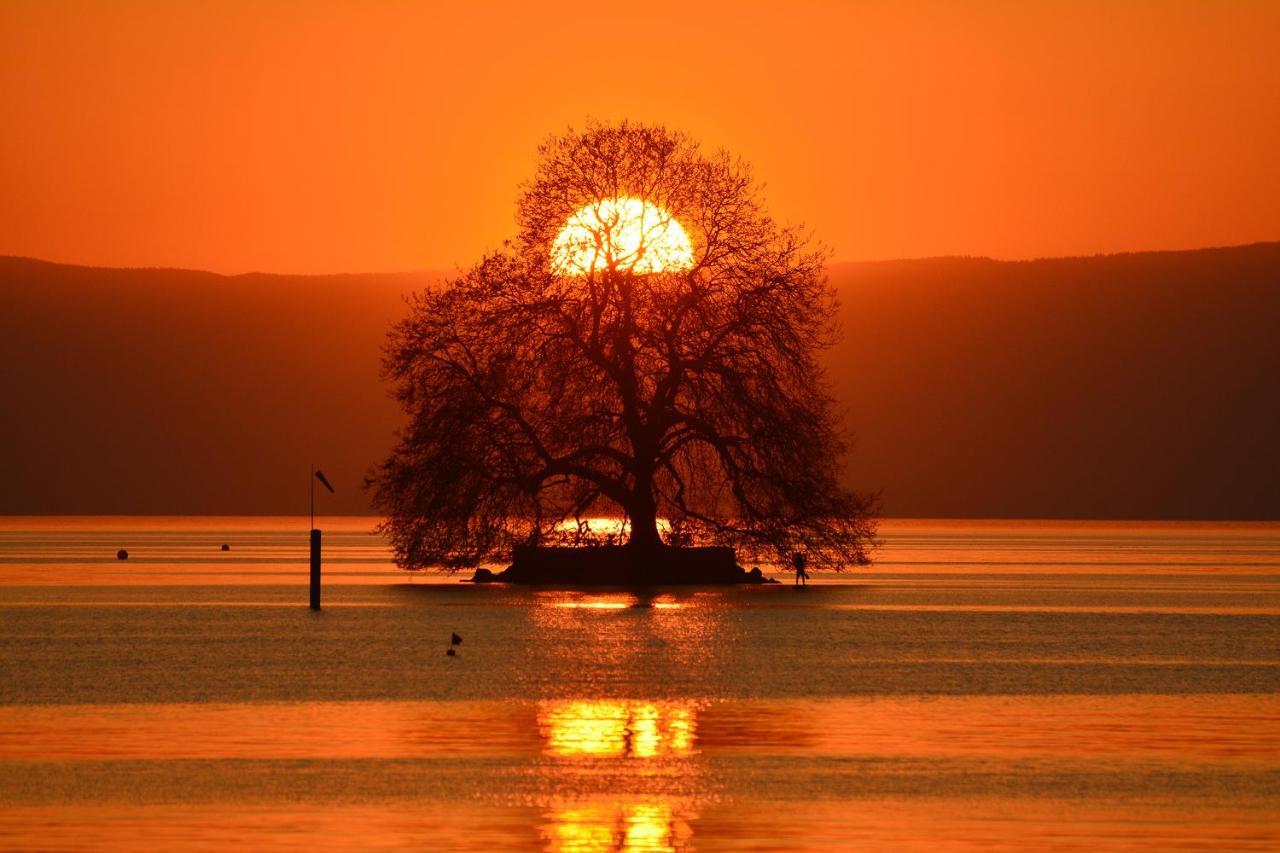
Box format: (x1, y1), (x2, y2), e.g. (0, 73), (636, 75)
(625, 474), (664, 557)
(627, 502), (663, 553)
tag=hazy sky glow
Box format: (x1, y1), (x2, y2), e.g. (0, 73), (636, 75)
(2, 0), (1277, 274)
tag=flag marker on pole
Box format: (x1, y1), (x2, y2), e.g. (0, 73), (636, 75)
(310, 466), (335, 610)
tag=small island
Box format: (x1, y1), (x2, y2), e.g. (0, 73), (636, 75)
(469, 545), (774, 585)
(371, 123), (876, 584)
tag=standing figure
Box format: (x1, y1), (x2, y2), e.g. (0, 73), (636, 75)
(793, 552), (810, 586)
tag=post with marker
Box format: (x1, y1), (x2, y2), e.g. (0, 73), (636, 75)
(310, 467), (335, 610)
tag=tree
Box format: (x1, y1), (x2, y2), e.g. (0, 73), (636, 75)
(372, 121), (876, 572)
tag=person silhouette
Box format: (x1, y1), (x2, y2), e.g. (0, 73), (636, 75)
(793, 552), (809, 586)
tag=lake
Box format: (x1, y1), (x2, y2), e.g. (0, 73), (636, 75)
(0, 517), (1277, 850)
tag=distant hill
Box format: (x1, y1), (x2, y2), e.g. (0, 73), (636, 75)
(0, 259), (431, 516)
(829, 244), (1280, 519)
(2, 244), (1278, 518)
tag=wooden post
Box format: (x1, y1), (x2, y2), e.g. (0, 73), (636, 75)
(310, 528), (322, 610)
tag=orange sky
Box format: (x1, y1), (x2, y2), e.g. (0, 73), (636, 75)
(2, 0), (1277, 274)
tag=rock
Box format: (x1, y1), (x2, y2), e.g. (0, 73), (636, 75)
(468, 568), (500, 583)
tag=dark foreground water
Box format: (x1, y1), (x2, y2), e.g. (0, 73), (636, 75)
(0, 518), (1277, 850)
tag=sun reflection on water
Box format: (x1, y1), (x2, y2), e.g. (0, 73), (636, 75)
(537, 701), (702, 850)
(542, 800), (695, 853)
(551, 600), (681, 610)
(523, 595), (724, 851)
(538, 700), (698, 758)
(527, 589), (731, 688)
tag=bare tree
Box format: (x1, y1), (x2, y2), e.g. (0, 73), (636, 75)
(373, 122), (876, 573)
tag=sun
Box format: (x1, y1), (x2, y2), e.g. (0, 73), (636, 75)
(550, 197), (695, 276)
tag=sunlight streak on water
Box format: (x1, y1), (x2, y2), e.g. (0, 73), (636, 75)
(539, 701), (698, 759)
(540, 800), (695, 853)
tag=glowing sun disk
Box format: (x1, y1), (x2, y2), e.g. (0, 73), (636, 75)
(551, 197), (694, 276)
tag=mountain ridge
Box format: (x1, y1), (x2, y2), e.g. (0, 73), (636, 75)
(9, 238), (1278, 280)
(2, 243), (1277, 518)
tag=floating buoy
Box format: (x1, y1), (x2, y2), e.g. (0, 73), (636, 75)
(451, 632), (463, 646)
(445, 648), (456, 657)
(220, 544), (230, 551)
(116, 549), (128, 560)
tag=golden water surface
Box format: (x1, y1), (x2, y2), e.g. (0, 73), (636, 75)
(0, 518), (1277, 850)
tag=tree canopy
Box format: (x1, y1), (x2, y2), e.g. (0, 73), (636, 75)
(372, 121), (876, 571)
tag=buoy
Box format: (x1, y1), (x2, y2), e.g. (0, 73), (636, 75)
(116, 549), (128, 560)
(451, 632), (463, 646)
(220, 544), (230, 552)
(446, 648), (456, 657)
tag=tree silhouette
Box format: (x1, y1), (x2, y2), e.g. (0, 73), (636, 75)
(373, 122), (876, 572)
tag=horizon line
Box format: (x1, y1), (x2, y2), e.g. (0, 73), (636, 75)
(3, 239), (1277, 280)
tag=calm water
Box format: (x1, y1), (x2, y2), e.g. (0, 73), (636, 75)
(0, 517), (1277, 850)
